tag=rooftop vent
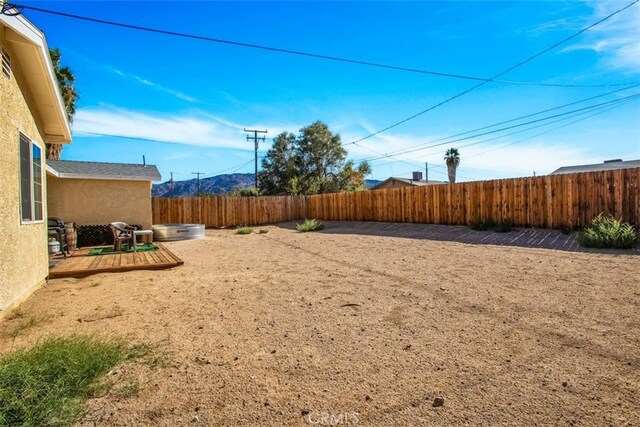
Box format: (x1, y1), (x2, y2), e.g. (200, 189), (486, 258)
(412, 171), (423, 181)
(1, 48), (10, 79)
(603, 159), (623, 163)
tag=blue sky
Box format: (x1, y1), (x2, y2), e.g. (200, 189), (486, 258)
(20, 0), (640, 183)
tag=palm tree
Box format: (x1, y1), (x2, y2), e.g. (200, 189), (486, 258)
(47, 48), (79, 160)
(444, 148), (460, 184)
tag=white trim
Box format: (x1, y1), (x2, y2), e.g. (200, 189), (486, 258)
(45, 170), (157, 182)
(0, 13), (71, 143)
(45, 164), (59, 177)
(18, 131), (44, 224)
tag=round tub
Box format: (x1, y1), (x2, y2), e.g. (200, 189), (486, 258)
(152, 224), (205, 241)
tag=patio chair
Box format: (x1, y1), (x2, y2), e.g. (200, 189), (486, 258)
(48, 216), (70, 257)
(109, 222), (136, 252)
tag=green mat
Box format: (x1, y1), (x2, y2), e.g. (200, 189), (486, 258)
(88, 243), (159, 256)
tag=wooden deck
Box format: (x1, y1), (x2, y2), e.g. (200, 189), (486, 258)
(48, 243), (184, 279)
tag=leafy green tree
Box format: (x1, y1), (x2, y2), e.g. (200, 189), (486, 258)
(228, 187), (261, 197)
(259, 121), (371, 195)
(444, 147), (460, 184)
(259, 132), (298, 195)
(47, 48), (79, 160)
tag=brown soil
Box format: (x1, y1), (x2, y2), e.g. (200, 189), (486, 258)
(1, 222), (639, 426)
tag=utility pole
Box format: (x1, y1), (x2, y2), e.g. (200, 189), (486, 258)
(244, 128), (267, 189)
(170, 172), (174, 198)
(192, 172), (204, 196)
(425, 162), (428, 182)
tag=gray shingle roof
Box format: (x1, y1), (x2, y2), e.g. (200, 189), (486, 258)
(550, 159), (640, 175)
(371, 177), (444, 189)
(46, 160), (162, 182)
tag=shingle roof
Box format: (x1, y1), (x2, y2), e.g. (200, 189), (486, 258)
(550, 160), (640, 175)
(371, 177), (444, 189)
(46, 160), (162, 182)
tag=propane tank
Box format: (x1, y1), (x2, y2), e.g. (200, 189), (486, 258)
(48, 237), (60, 255)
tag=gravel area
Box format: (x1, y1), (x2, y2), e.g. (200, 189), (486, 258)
(1, 222), (638, 426)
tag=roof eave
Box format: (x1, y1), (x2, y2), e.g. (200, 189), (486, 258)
(46, 170), (160, 182)
(1, 14), (72, 144)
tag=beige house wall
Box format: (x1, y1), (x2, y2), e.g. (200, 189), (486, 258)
(0, 33), (49, 314)
(47, 176), (153, 228)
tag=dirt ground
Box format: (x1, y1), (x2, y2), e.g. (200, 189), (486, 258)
(1, 222), (639, 426)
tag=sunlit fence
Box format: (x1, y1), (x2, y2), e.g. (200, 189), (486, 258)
(152, 168), (639, 229)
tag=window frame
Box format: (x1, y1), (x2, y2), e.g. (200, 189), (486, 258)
(18, 132), (44, 225)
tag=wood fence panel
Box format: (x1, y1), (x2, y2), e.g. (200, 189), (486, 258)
(151, 168), (640, 229)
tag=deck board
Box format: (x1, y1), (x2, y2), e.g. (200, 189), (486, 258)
(49, 244), (184, 279)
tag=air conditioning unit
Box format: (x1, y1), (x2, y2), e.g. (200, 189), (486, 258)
(412, 171), (423, 181)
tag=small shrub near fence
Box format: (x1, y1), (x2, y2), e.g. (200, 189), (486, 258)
(578, 214), (638, 249)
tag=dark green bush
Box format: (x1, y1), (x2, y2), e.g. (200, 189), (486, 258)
(578, 214), (638, 249)
(229, 187), (260, 197)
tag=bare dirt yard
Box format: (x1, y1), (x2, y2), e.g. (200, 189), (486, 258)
(1, 222), (639, 426)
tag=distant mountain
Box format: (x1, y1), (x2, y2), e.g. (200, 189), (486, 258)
(152, 173), (254, 197)
(152, 174), (382, 197)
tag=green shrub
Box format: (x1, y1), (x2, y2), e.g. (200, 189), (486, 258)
(258, 229), (269, 234)
(0, 336), (146, 426)
(297, 218), (324, 232)
(578, 214), (638, 249)
(229, 187), (260, 197)
(236, 225), (254, 235)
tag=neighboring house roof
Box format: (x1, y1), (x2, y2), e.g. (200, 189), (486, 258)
(371, 177), (444, 190)
(0, 11), (71, 143)
(550, 159), (640, 175)
(46, 160), (162, 182)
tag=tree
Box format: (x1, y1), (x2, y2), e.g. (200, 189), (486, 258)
(444, 148), (460, 184)
(259, 132), (298, 195)
(47, 48), (79, 160)
(228, 187), (261, 197)
(259, 121), (371, 195)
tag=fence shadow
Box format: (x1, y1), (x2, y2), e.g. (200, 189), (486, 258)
(273, 221), (639, 255)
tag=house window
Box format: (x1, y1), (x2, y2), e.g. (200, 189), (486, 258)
(1, 47), (10, 78)
(19, 133), (43, 222)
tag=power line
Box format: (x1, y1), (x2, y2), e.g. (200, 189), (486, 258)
(355, 92), (640, 164)
(372, 95), (640, 181)
(354, 93), (638, 166)
(244, 128), (267, 189)
(355, 83), (640, 162)
(7, 2), (639, 89)
(345, 0), (639, 146)
(460, 95), (640, 165)
(192, 172), (204, 195)
(203, 158), (255, 178)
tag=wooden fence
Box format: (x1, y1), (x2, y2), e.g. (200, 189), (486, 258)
(152, 168), (640, 229)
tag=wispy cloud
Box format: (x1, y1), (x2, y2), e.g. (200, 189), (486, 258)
(73, 106), (244, 149)
(559, 1), (640, 73)
(109, 67), (198, 102)
(72, 106), (301, 150)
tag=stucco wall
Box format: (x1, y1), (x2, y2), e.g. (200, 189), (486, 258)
(0, 34), (49, 313)
(47, 176), (153, 229)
